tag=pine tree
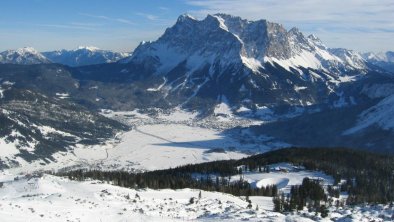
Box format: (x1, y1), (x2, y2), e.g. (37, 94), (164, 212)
(273, 195), (282, 212)
(320, 205), (329, 218)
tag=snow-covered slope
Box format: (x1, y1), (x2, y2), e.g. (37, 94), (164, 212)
(329, 48), (367, 71)
(344, 94), (394, 134)
(0, 171), (392, 221)
(43, 46), (130, 67)
(0, 47), (51, 65)
(0, 82), (127, 168)
(0, 173), (286, 221)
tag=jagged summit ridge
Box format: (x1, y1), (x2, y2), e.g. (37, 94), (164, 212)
(129, 13), (368, 75)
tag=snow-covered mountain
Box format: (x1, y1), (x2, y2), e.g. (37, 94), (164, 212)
(362, 51), (394, 73)
(0, 47), (51, 65)
(129, 14), (368, 74)
(363, 51), (394, 63)
(120, 14), (371, 111)
(43, 46), (131, 67)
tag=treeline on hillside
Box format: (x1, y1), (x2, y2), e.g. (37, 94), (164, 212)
(59, 147), (394, 204)
(61, 169), (278, 197)
(274, 177), (330, 217)
(239, 147), (394, 204)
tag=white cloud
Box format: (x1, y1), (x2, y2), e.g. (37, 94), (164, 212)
(36, 24), (98, 31)
(136, 12), (160, 21)
(185, 0), (394, 52)
(158, 7), (170, 11)
(80, 13), (135, 25)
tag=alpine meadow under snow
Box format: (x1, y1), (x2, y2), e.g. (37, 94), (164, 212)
(1, 9), (394, 222)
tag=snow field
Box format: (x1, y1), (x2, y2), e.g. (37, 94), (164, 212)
(0, 174), (284, 221)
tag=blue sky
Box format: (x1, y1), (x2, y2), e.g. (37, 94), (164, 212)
(1, 0), (393, 52)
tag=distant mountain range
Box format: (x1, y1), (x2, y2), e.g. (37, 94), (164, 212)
(1, 13), (394, 167)
(0, 46), (131, 67)
(1, 38), (392, 73)
(362, 51), (394, 73)
(42, 46), (131, 67)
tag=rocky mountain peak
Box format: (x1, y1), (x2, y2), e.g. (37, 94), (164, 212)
(0, 47), (50, 65)
(176, 13), (197, 23)
(16, 46), (40, 54)
(129, 13), (371, 77)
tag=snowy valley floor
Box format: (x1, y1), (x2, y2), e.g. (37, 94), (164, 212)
(8, 108), (283, 174)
